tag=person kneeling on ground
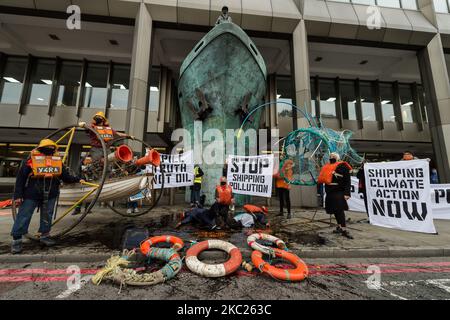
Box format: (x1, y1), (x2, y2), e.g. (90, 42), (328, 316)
(230, 204), (269, 229)
(318, 152), (353, 239)
(175, 207), (218, 231)
(11, 139), (84, 254)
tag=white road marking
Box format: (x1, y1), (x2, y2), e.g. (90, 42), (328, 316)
(364, 278), (450, 300)
(55, 275), (92, 299)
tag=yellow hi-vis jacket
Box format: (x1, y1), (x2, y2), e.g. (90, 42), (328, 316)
(194, 166), (202, 184)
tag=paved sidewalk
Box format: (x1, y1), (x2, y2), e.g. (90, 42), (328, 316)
(0, 205), (449, 262)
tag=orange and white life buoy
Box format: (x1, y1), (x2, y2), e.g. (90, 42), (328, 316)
(186, 240), (242, 278)
(247, 233), (286, 257)
(140, 235), (184, 255)
(252, 248), (308, 282)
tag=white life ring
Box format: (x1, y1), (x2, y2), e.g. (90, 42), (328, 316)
(247, 233), (286, 257)
(186, 240), (242, 278)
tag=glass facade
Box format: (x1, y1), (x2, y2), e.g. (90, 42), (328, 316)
(310, 78), (317, 117)
(56, 61), (82, 107)
(329, 0), (418, 9)
(434, 0), (450, 13)
(276, 76), (294, 133)
(340, 80), (357, 121)
(399, 84), (415, 123)
(28, 59), (55, 106)
(0, 57), (27, 104)
(360, 81), (376, 122)
(83, 62), (108, 108)
(379, 83), (396, 122)
(318, 78), (337, 118)
(148, 68), (160, 111)
(308, 77), (425, 127)
(0, 53), (131, 110)
(110, 64), (130, 109)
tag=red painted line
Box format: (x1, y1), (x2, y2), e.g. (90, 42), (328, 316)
(0, 268), (98, 276)
(3, 266), (450, 283)
(0, 276), (70, 283)
(309, 267), (450, 276)
(2, 261), (450, 283)
(307, 261), (450, 270)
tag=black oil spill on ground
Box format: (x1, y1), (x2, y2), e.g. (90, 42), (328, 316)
(0, 212), (328, 255)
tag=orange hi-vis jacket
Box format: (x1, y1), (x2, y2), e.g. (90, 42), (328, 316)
(274, 165), (293, 189)
(93, 125), (114, 142)
(318, 161), (352, 185)
(29, 150), (62, 178)
(243, 204), (266, 215)
(216, 184), (233, 205)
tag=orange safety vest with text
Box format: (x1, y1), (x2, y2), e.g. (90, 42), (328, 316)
(216, 184), (233, 205)
(317, 161), (352, 185)
(29, 150), (62, 178)
(93, 125), (114, 142)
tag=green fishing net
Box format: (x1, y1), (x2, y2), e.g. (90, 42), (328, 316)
(279, 126), (364, 186)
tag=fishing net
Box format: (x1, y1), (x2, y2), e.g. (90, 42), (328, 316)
(279, 126), (364, 186)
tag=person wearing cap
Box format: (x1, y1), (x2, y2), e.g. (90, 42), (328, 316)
(11, 139), (84, 253)
(79, 111), (131, 163)
(318, 152), (353, 239)
(274, 159), (294, 219)
(216, 6), (232, 25)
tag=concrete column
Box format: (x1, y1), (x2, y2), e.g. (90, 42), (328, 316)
(292, 19), (312, 128)
(418, 34), (450, 182)
(291, 19), (317, 208)
(126, 2), (152, 153)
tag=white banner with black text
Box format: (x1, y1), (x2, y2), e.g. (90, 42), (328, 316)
(364, 160), (436, 234)
(226, 154), (274, 197)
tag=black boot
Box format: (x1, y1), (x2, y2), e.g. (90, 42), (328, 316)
(341, 230), (354, 239)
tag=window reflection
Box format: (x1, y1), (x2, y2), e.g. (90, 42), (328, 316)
(56, 61), (82, 107)
(399, 84), (415, 123)
(83, 63), (108, 108)
(276, 77), (294, 133)
(110, 64), (130, 109)
(310, 78), (317, 117)
(148, 68), (160, 111)
(340, 80), (357, 121)
(379, 83), (396, 122)
(28, 59), (55, 106)
(360, 81), (376, 121)
(0, 57), (27, 104)
(319, 79), (337, 118)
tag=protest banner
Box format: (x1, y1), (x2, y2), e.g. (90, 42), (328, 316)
(326, 178), (450, 220)
(227, 154), (274, 197)
(146, 151), (194, 189)
(430, 184), (450, 220)
(364, 160), (436, 234)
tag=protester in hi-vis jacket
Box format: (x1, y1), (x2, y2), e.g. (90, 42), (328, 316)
(318, 153), (353, 239)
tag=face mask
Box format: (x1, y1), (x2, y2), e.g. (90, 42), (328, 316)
(221, 182), (226, 186)
(94, 118), (103, 125)
(40, 148), (55, 156)
(330, 158), (337, 164)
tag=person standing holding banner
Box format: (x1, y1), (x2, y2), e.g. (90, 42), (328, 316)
(318, 153), (353, 239)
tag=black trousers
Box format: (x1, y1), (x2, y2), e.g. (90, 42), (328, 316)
(277, 188), (291, 214)
(334, 210), (346, 227)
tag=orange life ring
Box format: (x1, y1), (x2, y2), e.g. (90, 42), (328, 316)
(186, 240), (242, 277)
(251, 248), (308, 282)
(140, 235), (184, 255)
